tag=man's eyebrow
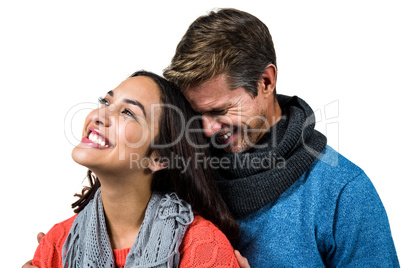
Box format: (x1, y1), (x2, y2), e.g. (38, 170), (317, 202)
(210, 107), (228, 112)
(124, 99), (147, 117)
(205, 103), (232, 114)
(107, 91), (114, 97)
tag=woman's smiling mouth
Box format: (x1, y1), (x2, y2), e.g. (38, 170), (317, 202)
(81, 127), (112, 149)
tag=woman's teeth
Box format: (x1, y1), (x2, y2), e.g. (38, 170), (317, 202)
(88, 132), (108, 147)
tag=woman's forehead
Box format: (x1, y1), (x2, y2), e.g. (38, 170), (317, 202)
(112, 77), (161, 105)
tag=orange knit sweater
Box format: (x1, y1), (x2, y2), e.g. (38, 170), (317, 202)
(33, 215), (239, 267)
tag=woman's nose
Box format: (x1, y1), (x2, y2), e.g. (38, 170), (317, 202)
(92, 107), (111, 127)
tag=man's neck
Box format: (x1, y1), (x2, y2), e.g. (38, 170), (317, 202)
(257, 98), (283, 144)
(268, 97), (283, 127)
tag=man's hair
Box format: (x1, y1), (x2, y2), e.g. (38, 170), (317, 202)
(163, 8), (277, 97)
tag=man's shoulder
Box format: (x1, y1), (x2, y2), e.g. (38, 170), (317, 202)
(290, 145), (374, 203)
(307, 145), (366, 185)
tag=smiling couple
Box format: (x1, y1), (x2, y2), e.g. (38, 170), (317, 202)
(25, 8), (399, 268)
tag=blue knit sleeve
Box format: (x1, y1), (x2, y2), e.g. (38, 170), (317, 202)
(327, 173), (399, 267)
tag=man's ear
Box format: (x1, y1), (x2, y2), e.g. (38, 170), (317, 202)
(148, 151), (168, 173)
(260, 64), (277, 95)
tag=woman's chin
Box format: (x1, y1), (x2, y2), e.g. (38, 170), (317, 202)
(71, 146), (92, 168)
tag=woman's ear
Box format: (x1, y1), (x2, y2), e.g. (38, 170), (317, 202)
(148, 151), (168, 173)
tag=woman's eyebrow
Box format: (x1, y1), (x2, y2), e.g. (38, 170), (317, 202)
(106, 91), (146, 117)
(124, 99), (146, 117)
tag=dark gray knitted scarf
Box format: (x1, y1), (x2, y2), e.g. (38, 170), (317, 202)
(62, 188), (193, 267)
(213, 95), (327, 218)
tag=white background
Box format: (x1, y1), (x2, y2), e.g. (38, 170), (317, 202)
(1, 0), (401, 265)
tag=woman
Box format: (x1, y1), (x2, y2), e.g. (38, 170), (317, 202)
(32, 71), (240, 267)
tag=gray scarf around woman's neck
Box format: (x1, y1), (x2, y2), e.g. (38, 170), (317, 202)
(62, 188), (194, 268)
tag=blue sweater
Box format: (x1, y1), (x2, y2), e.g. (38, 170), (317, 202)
(237, 146), (399, 267)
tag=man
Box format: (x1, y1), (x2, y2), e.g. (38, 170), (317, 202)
(24, 8), (399, 268)
(163, 8), (399, 267)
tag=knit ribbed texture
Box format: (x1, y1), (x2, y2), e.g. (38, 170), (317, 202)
(33, 215), (239, 267)
(179, 216), (239, 267)
(62, 189), (193, 268)
(214, 95), (327, 218)
(32, 215), (76, 268)
(113, 248), (130, 268)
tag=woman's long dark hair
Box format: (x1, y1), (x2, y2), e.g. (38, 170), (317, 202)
(72, 71), (239, 245)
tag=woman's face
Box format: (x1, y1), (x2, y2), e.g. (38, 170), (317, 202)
(72, 76), (162, 176)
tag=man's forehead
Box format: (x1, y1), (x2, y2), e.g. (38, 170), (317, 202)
(191, 74), (228, 90)
(183, 74), (233, 112)
(184, 90), (231, 114)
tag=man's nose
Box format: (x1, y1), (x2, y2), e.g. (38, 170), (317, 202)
(202, 115), (222, 137)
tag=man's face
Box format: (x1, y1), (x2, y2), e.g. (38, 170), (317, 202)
(184, 74), (271, 153)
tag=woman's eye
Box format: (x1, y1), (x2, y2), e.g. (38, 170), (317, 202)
(124, 109), (132, 116)
(123, 109), (137, 120)
(98, 97), (110, 106)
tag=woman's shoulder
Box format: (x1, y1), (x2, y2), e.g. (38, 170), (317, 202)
(179, 215), (239, 267)
(32, 214), (77, 268)
(46, 214), (77, 241)
(184, 215), (228, 239)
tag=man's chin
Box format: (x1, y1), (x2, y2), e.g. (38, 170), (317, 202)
(223, 140), (253, 154)
(211, 133), (256, 153)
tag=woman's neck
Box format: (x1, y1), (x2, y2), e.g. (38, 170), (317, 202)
(97, 171), (153, 250)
